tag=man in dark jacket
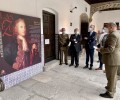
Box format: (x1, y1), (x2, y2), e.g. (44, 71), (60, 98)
(97, 22), (120, 98)
(69, 28), (81, 68)
(84, 25), (96, 70)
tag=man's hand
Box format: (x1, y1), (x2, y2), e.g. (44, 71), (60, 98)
(74, 39), (76, 41)
(84, 37), (88, 40)
(96, 48), (100, 52)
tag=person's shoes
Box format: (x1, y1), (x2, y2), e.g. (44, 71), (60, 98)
(65, 63), (68, 65)
(69, 64), (73, 67)
(75, 65), (79, 68)
(95, 68), (102, 70)
(83, 66), (88, 69)
(59, 63), (62, 65)
(105, 86), (108, 90)
(99, 92), (113, 98)
(89, 67), (92, 70)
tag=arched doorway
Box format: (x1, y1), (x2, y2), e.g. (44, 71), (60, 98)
(42, 8), (58, 63)
(80, 13), (89, 47)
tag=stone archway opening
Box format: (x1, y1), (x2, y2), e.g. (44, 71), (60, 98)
(80, 13), (89, 48)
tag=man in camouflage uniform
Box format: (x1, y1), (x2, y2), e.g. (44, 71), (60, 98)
(59, 28), (69, 65)
(97, 23), (120, 98)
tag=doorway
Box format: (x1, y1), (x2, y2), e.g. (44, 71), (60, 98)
(81, 22), (89, 44)
(43, 11), (55, 63)
(80, 13), (89, 47)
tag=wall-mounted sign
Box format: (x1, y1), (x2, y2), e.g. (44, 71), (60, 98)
(45, 39), (50, 44)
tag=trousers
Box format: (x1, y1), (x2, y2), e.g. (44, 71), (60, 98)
(59, 47), (68, 64)
(105, 65), (118, 97)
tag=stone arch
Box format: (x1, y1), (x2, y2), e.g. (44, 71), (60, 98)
(80, 13), (89, 23)
(80, 13), (89, 46)
(90, 1), (120, 22)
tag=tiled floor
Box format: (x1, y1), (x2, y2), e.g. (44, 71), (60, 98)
(0, 52), (120, 100)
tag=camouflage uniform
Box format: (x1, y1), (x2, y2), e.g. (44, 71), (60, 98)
(59, 34), (69, 64)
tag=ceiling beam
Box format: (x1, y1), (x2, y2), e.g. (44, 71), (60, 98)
(85, 0), (119, 4)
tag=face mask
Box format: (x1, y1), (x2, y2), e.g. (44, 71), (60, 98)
(75, 32), (78, 34)
(89, 28), (93, 32)
(102, 29), (105, 33)
(105, 28), (109, 33)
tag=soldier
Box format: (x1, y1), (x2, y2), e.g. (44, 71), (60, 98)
(59, 28), (69, 65)
(97, 23), (120, 98)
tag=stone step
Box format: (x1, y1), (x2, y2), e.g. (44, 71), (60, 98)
(43, 60), (59, 71)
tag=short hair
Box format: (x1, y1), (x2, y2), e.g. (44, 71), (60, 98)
(74, 28), (79, 32)
(61, 28), (65, 32)
(108, 22), (117, 27)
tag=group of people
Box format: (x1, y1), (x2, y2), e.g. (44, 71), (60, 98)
(59, 23), (120, 98)
(59, 25), (96, 69)
(59, 28), (81, 68)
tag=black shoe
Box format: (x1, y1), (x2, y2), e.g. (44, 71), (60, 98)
(105, 86), (108, 90)
(75, 65), (79, 68)
(59, 63), (62, 65)
(89, 67), (92, 70)
(69, 64), (73, 67)
(65, 63), (68, 65)
(99, 92), (113, 98)
(83, 66), (88, 69)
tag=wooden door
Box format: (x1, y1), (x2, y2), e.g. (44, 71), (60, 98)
(43, 11), (55, 63)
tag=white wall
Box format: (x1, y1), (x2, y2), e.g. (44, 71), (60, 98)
(91, 10), (120, 32)
(0, 0), (90, 34)
(0, 0), (90, 88)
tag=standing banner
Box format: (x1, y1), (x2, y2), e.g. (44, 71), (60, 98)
(0, 11), (41, 76)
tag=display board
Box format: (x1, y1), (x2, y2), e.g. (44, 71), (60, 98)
(0, 11), (41, 77)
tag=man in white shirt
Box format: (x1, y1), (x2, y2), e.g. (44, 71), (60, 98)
(95, 28), (108, 70)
